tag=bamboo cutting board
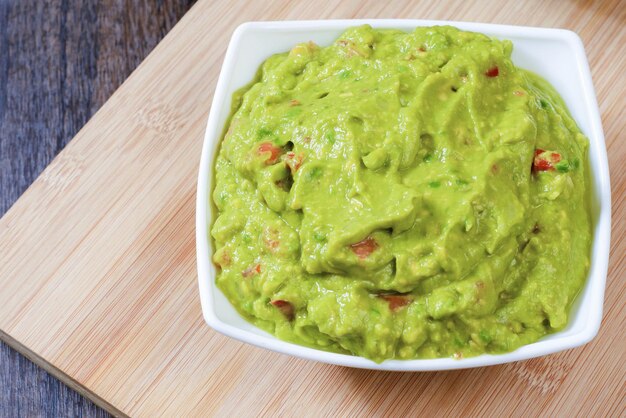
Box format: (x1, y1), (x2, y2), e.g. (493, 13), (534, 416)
(0, 0), (624, 416)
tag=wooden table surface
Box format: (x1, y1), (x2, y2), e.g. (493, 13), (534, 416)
(0, 0), (624, 417)
(0, 1), (195, 415)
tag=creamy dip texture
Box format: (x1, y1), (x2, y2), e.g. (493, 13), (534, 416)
(210, 25), (591, 362)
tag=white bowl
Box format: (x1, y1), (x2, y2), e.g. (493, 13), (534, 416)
(196, 20), (611, 371)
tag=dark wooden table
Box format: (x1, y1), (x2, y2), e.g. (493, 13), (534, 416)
(0, 1), (196, 415)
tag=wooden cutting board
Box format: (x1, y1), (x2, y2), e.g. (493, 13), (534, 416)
(0, 0), (624, 416)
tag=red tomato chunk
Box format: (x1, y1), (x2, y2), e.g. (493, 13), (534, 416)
(257, 142), (283, 165)
(270, 299), (294, 320)
(350, 236), (378, 259)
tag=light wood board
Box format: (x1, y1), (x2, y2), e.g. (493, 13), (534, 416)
(0, 0), (624, 416)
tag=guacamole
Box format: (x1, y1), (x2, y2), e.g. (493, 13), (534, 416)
(211, 25), (591, 361)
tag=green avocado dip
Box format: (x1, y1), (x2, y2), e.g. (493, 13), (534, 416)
(210, 25), (591, 362)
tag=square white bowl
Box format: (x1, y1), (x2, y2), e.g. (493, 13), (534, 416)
(196, 19), (611, 371)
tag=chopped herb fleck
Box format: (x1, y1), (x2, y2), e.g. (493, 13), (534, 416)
(257, 127), (273, 138)
(556, 161), (570, 172)
(339, 69), (352, 79)
(325, 131), (336, 144)
(313, 232), (327, 242)
(306, 166), (323, 181)
(479, 330), (492, 344)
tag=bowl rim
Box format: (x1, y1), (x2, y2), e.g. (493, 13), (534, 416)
(196, 19), (611, 371)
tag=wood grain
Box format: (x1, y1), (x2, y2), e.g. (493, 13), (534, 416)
(0, 0), (624, 416)
(0, 1), (195, 415)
